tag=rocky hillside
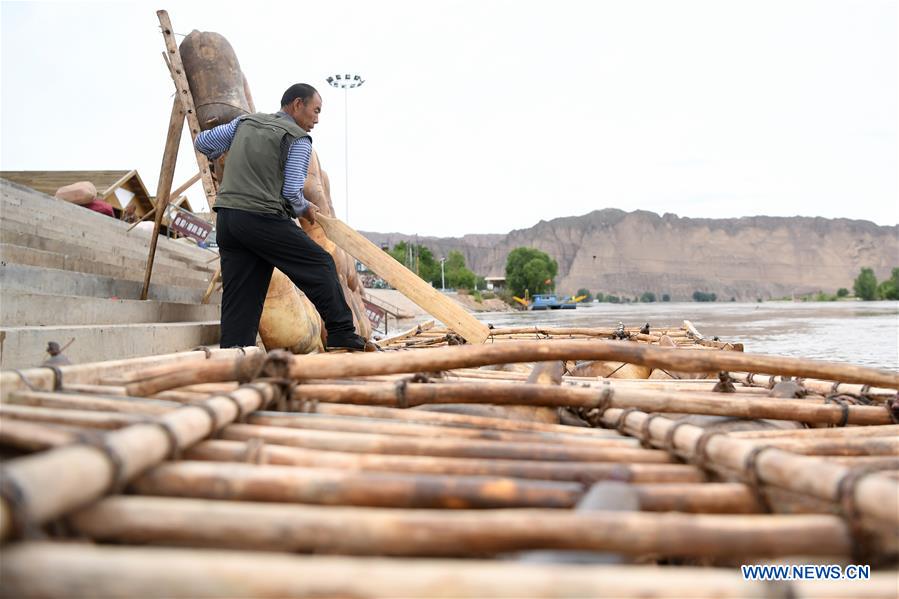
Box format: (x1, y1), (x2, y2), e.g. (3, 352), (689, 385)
(362, 209), (899, 301)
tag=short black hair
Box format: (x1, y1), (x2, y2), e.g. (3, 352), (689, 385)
(281, 83), (319, 107)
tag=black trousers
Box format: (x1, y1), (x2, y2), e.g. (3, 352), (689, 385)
(215, 208), (355, 348)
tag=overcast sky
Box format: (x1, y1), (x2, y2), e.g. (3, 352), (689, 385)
(2, 0), (896, 236)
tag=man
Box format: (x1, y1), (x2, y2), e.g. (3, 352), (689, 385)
(42, 341), (71, 366)
(195, 83), (366, 351)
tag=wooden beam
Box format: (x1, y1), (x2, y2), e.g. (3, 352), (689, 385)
(171, 171), (202, 199)
(316, 213), (490, 344)
(157, 10), (218, 209)
(140, 97), (184, 300)
(99, 169), (138, 203)
(202, 267), (221, 305)
(127, 172), (201, 232)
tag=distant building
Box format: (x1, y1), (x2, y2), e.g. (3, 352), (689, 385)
(485, 276), (506, 291)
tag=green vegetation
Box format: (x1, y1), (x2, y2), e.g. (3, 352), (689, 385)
(444, 250), (477, 290)
(877, 268), (899, 300)
(850, 267), (898, 301)
(692, 291), (717, 302)
(661, 294), (671, 302)
(853, 267), (878, 301)
(640, 292), (656, 303)
(836, 288), (849, 298)
(505, 247), (558, 297)
(388, 244), (478, 291)
(389, 242), (439, 286)
(576, 288), (593, 302)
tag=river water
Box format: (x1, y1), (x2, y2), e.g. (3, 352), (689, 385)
(464, 301), (899, 370)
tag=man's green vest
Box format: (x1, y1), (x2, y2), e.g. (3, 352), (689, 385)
(215, 113), (309, 216)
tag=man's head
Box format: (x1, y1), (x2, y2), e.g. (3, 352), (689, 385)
(281, 83), (322, 132)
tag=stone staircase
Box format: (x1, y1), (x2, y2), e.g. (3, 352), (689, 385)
(0, 179), (221, 368)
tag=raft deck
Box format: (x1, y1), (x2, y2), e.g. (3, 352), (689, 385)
(0, 325), (897, 598)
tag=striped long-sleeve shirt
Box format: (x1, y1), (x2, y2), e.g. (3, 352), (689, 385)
(194, 112), (312, 217)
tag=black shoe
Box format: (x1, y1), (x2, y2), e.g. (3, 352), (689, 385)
(326, 332), (368, 351)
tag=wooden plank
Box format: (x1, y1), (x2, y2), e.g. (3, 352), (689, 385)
(316, 214), (490, 344)
(1, 170), (132, 196)
(141, 97), (184, 300)
(156, 10), (218, 209)
(202, 266), (221, 305)
(100, 169), (138, 198)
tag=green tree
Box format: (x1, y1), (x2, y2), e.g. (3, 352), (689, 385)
(693, 291), (717, 302)
(504, 247), (558, 297)
(444, 250), (477, 290)
(640, 292), (656, 303)
(836, 288), (849, 298)
(389, 242), (440, 286)
(661, 293), (671, 302)
(877, 268), (899, 300)
(853, 267), (878, 301)
(576, 288), (593, 302)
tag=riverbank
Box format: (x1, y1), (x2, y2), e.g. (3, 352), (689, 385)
(474, 301), (899, 369)
(364, 288), (512, 318)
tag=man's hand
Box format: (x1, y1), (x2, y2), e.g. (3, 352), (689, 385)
(303, 203), (319, 225)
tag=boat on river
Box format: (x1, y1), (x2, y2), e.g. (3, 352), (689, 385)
(528, 294), (579, 310)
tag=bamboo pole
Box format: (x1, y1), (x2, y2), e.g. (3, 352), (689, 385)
(245, 411), (625, 446)
(65, 496), (854, 558)
(4, 390), (178, 415)
(602, 408), (899, 525)
(0, 400), (627, 449)
(0, 404), (143, 429)
(739, 437), (899, 457)
(130, 461), (583, 509)
(0, 420), (82, 452)
(0, 348), (256, 401)
(301, 402), (620, 437)
(221, 424), (667, 462)
(185, 440), (703, 483)
(9, 543), (897, 599)
(60, 383), (129, 395)
(632, 483), (763, 513)
(731, 372), (897, 397)
(280, 382), (895, 426)
(729, 425), (899, 439)
(378, 320), (436, 345)
(0, 383), (278, 542)
(124, 340), (899, 396)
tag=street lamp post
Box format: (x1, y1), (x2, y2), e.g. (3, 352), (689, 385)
(326, 73), (364, 224)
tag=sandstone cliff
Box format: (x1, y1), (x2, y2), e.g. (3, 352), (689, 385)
(362, 209), (898, 301)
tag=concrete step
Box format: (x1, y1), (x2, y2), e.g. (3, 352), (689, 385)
(1, 179), (215, 265)
(0, 229), (216, 286)
(0, 263), (221, 304)
(0, 290), (220, 326)
(0, 321), (221, 369)
(0, 204), (217, 270)
(0, 243), (212, 290)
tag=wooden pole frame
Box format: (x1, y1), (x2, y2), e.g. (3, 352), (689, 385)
(140, 10), (220, 300)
